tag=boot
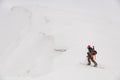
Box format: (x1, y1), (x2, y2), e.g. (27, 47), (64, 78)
(87, 62), (91, 65)
(94, 63), (97, 67)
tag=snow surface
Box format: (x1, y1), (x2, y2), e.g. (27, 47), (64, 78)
(0, 0), (120, 80)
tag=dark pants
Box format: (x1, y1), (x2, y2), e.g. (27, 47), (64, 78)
(87, 52), (97, 66)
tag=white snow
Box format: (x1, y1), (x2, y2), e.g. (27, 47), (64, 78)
(0, 0), (120, 80)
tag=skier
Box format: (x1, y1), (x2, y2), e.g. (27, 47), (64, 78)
(87, 45), (97, 67)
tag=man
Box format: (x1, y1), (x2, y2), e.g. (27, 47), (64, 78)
(87, 45), (97, 67)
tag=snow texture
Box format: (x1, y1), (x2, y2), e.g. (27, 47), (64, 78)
(0, 0), (120, 80)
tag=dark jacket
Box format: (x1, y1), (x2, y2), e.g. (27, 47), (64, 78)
(88, 47), (93, 54)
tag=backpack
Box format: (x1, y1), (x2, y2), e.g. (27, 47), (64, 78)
(92, 46), (97, 55)
(92, 50), (97, 55)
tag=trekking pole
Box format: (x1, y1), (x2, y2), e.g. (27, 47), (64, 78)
(94, 55), (96, 60)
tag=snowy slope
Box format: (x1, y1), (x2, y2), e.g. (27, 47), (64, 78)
(0, 0), (120, 80)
